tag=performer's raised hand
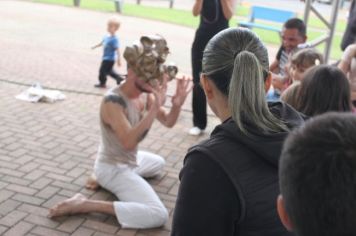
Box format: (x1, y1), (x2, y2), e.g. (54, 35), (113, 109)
(149, 76), (168, 110)
(159, 75), (169, 106)
(172, 76), (193, 107)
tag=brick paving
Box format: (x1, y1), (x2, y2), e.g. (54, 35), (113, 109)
(0, 81), (220, 236)
(0, 2), (218, 235)
(0, 1), (282, 235)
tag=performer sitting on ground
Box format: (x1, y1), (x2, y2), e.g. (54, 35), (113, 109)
(49, 35), (191, 229)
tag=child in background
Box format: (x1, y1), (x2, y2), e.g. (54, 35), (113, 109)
(281, 48), (323, 109)
(289, 48), (323, 83)
(92, 17), (123, 88)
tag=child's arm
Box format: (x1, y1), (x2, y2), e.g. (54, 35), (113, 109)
(271, 73), (288, 92)
(91, 41), (103, 50)
(269, 59), (280, 74)
(116, 48), (122, 67)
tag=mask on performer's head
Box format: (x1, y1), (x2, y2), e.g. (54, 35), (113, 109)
(123, 35), (178, 85)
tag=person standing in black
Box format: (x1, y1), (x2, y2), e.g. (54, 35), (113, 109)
(189, 0), (236, 135)
(342, 0), (356, 51)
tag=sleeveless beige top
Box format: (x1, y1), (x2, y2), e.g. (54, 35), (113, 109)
(97, 87), (141, 166)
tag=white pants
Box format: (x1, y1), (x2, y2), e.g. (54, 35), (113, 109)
(94, 151), (168, 229)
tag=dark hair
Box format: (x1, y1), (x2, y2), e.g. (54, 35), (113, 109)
(284, 18), (306, 37)
(279, 112), (356, 236)
(297, 65), (352, 116)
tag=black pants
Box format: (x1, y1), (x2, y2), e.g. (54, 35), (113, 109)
(191, 29), (217, 130)
(98, 60), (123, 85)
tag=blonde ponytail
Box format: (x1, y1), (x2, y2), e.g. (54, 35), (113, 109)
(229, 51), (288, 134)
(202, 28), (289, 135)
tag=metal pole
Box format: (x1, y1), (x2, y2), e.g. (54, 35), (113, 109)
(303, 0), (312, 26)
(311, 5), (331, 28)
(324, 0), (340, 63)
(114, 0), (123, 13)
(169, 0), (174, 8)
(341, 0), (345, 9)
(73, 0), (80, 7)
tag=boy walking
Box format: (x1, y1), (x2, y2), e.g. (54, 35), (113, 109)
(92, 17), (124, 88)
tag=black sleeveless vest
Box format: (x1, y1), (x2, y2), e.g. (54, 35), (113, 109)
(188, 137), (291, 236)
(199, 0), (228, 32)
(185, 103), (304, 236)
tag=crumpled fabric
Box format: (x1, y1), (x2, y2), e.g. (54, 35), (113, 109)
(15, 83), (66, 103)
(123, 35), (178, 84)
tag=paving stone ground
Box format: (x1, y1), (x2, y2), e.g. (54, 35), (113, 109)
(0, 80), (219, 236)
(0, 1), (280, 235)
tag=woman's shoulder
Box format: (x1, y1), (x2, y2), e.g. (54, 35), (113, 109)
(181, 146), (234, 185)
(187, 127), (236, 156)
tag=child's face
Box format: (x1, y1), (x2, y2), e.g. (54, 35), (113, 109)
(107, 22), (119, 34)
(290, 64), (308, 82)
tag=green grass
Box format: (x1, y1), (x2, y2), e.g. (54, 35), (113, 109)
(123, 4), (200, 28)
(31, 0), (344, 59)
(236, 5), (250, 17)
(306, 15), (346, 33)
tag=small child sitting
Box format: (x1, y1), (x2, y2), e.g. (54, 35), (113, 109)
(289, 48), (323, 83)
(281, 48), (323, 109)
(92, 17), (124, 88)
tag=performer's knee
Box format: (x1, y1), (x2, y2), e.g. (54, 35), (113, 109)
(149, 205), (168, 228)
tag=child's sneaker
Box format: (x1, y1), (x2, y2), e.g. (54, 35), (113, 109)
(94, 84), (106, 88)
(116, 75), (125, 85)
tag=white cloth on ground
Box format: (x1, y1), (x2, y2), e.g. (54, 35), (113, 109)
(94, 150), (168, 229)
(15, 83), (66, 103)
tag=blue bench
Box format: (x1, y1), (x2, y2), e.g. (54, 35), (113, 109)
(238, 6), (296, 33)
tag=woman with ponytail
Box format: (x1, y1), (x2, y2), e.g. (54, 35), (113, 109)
(171, 28), (304, 236)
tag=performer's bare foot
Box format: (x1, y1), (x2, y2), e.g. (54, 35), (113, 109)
(48, 193), (87, 218)
(85, 173), (100, 190)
